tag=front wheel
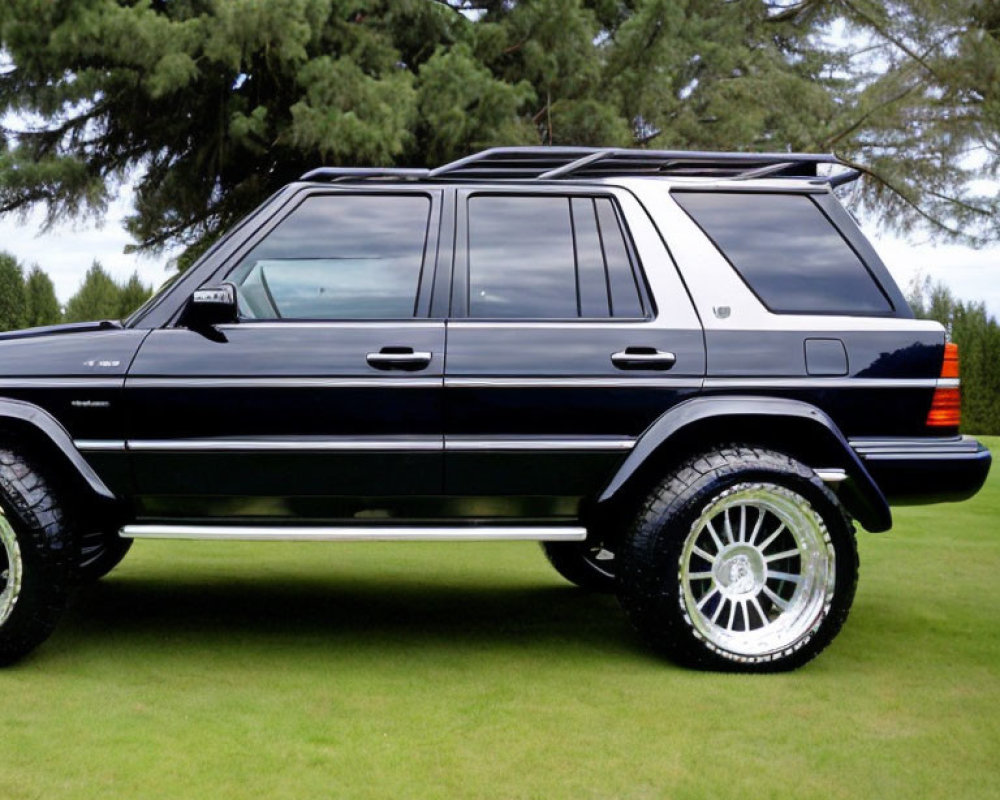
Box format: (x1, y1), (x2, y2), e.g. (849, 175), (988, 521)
(618, 446), (857, 672)
(0, 447), (73, 665)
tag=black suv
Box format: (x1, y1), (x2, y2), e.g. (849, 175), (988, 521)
(0, 147), (990, 670)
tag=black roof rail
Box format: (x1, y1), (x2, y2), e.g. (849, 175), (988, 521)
(299, 146), (859, 185)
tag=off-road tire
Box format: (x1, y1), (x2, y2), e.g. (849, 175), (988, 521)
(617, 446), (858, 672)
(0, 447), (74, 665)
(78, 531), (132, 583)
(541, 539), (617, 593)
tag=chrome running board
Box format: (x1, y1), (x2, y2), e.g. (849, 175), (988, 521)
(119, 524), (587, 542)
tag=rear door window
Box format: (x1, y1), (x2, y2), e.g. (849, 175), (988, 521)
(465, 194), (647, 319)
(673, 191), (893, 315)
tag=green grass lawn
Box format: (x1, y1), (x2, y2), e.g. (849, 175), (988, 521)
(2, 443), (999, 799)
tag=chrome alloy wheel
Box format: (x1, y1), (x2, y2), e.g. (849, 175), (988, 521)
(680, 483), (835, 659)
(0, 510), (23, 627)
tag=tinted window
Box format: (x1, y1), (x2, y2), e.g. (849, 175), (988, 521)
(674, 192), (892, 315)
(229, 194), (430, 319)
(467, 195), (645, 319)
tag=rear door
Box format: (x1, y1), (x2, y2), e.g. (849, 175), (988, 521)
(441, 187), (704, 517)
(126, 188), (446, 522)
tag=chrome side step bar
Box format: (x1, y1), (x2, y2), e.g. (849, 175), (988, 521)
(119, 524), (588, 542)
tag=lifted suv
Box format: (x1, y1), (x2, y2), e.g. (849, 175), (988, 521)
(0, 147), (990, 670)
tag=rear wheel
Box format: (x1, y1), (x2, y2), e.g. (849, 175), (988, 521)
(541, 539), (617, 593)
(77, 531), (132, 583)
(618, 446), (857, 672)
(0, 448), (73, 665)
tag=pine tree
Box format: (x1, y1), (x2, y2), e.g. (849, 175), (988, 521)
(118, 272), (153, 318)
(0, 252), (27, 332)
(906, 276), (1000, 434)
(24, 265), (61, 327)
(63, 262), (122, 323)
(1, 2), (997, 263)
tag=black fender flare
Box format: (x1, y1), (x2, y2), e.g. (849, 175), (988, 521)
(0, 398), (116, 502)
(597, 395), (892, 532)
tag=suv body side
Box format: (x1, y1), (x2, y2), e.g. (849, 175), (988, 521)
(112, 182), (707, 525)
(63, 174), (988, 526)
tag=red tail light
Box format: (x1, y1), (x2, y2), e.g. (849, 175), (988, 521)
(926, 343), (961, 429)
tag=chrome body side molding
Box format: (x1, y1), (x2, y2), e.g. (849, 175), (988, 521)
(120, 524), (588, 542)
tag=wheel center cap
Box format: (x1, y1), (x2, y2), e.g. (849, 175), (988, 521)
(714, 545), (766, 598)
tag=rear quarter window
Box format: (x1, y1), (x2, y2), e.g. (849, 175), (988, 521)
(673, 191), (893, 316)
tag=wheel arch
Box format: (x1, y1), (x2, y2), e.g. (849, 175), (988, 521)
(0, 398), (118, 510)
(595, 395), (892, 533)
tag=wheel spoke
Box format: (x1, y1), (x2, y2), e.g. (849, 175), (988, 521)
(738, 504), (747, 542)
(710, 596), (726, 624)
(763, 585), (790, 612)
(764, 548), (800, 562)
(724, 599), (737, 631)
(723, 508), (734, 543)
(758, 522), (786, 552)
(697, 587), (719, 611)
(692, 545), (715, 564)
(687, 570), (713, 581)
(748, 509), (765, 544)
(704, 519), (725, 553)
(750, 595), (767, 628)
(737, 599), (749, 631)
(768, 570), (802, 584)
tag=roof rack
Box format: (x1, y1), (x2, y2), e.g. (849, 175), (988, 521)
(299, 146), (860, 185)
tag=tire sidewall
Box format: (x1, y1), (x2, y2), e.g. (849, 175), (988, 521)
(0, 453), (73, 665)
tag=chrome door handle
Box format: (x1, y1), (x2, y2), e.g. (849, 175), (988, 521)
(611, 348), (676, 370)
(366, 349), (432, 371)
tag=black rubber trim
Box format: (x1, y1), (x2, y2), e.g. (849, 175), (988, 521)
(0, 398), (116, 501)
(851, 436), (992, 504)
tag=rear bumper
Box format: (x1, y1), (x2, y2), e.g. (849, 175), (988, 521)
(850, 436), (992, 504)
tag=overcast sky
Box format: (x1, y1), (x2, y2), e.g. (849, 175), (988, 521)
(0, 183), (997, 319)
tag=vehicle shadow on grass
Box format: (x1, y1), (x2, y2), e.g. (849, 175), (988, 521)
(58, 574), (645, 659)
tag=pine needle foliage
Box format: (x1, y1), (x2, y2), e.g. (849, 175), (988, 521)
(0, 1), (998, 265)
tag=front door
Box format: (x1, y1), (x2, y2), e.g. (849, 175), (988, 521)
(126, 189), (445, 523)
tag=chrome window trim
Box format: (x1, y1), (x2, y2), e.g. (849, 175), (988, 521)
(211, 321), (446, 330)
(120, 524), (588, 542)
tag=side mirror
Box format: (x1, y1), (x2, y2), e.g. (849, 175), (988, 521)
(185, 283), (238, 328)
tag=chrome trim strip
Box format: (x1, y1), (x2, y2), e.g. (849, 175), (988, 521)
(446, 321), (659, 330)
(127, 377), (441, 389)
(124, 436), (635, 452)
(120, 525), (588, 542)
(75, 440), (127, 452)
(936, 378), (961, 389)
(814, 468), (847, 483)
(703, 377), (942, 390)
(446, 437), (635, 451)
(849, 436), (983, 459)
(163, 322), (447, 331)
(446, 377), (702, 389)
(128, 437), (442, 452)
(0, 378), (123, 389)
